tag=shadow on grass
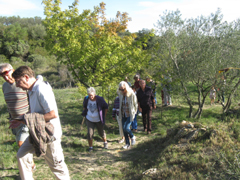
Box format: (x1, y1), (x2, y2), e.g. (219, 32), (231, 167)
(1, 140), (15, 146)
(0, 175), (21, 180)
(0, 167), (18, 170)
(119, 135), (173, 180)
(0, 104), (8, 114)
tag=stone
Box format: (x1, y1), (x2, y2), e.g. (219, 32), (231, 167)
(187, 123), (194, 128)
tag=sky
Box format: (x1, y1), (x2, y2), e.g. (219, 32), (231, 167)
(0, 0), (240, 32)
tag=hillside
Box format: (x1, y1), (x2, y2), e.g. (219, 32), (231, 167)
(0, 87), (240, 179)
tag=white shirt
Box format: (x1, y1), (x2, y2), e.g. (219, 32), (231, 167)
(28, 79), (62, 139)
(86, 99), (100, 122)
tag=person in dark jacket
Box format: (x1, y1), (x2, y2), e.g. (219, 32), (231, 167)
(137, 80), (156, 134)
(82, 87), (108, 152)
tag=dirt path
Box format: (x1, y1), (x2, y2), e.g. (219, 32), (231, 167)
(65, 126), (148, 179)
(31, 125), (153, 180)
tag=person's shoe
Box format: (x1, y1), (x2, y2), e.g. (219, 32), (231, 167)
(104, 142), (108, 149)
(131, 136), (136, 145)
(118, 139), (125, 144)
(144, 129), (147, 132)
(122, 144), (131, 149)
(147, 131), (151, 134)
(138, 112), (142, 116)
(133, 129), (138, 132)
(89, 147), (93, 152)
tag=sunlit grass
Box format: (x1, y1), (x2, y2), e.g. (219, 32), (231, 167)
(1, 85), (240, 179)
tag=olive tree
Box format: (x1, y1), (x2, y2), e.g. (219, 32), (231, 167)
(155, 9), (240, 118)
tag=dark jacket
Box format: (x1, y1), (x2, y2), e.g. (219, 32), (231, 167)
(81, 95), (108, 125)
(137, 86), (155, 109)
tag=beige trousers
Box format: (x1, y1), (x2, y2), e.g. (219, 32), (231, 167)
(116, 115), (124, 137)
(17, 137), (70, 180)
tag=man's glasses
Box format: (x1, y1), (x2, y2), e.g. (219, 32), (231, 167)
(119, 88), (125, 91)
(0, 69), (12, 77)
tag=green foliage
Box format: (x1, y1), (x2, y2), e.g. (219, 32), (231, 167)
(6, 40), (30, 59)
(42, 0), (151, 88)
(28, 54), (47, 69)
(0, 23), (29, 60)
(76, 82), (87, 97)
(0, 54), (8, 62)
(154, 9), (240, 118)
(10, 56), (29, 68)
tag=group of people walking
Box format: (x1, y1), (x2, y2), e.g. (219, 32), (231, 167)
(0, 63), (70, 180)
(0, 62), (157, 179)
(82, 75), (157, 151)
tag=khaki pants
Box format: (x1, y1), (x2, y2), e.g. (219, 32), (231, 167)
(86, 119), (106, 140)
(17, 137), (70, 180)
(116, 115), (124, 137)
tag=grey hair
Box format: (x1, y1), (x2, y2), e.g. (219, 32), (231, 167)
(140, 80), (146, 84)
(0, 63), (13, 72)
(87, 87), (96, 95)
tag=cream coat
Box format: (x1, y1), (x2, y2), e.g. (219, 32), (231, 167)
(119, 92), (138, 122)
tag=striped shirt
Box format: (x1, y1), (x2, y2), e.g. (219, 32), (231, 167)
(2, 82), (29, 119)
(112, 96), (120, 117)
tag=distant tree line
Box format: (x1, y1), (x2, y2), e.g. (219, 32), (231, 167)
(1, 1), (240, 119)
(0, 16), (75, 88)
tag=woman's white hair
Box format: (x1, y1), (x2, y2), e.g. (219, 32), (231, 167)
(87, 87), (96, 95)
(0, 63), (13, 72)
(117, 81), (134, 97)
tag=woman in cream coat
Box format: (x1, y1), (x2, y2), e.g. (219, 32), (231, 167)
(118, 81), (138, 149)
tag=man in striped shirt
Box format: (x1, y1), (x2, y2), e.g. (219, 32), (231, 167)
(0, 63), (30, 148)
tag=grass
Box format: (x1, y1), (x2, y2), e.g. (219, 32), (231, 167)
(0, 86), (240, 179)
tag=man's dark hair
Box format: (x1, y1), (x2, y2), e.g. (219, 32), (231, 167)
(131, 85), (136, 89)
(12, 66), (35, 79)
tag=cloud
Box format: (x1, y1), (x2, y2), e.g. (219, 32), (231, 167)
(127, 0), (240, 32)
(137, 0), (240, 21)
(0, 0), (40, 15)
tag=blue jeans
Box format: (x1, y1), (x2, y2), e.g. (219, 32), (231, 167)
(131, 114), (137, 129)
(122, 116), (134, 145)
(154, 92), (157, 105)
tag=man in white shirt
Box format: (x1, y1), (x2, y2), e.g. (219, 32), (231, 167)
(11, 66), (70, 180)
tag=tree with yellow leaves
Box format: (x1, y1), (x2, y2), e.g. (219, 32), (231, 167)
(42, 0), (151, 88)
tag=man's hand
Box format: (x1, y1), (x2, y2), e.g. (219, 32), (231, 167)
(113, 117), (116, 120)
(154, 105), (156, 109)
(44, 110), (57, 122)
(9, 120), (24, 129)
(139, 107), (142, 113)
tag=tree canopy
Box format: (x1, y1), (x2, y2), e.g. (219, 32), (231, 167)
(154, 9), (240, 118)
(42, 0), (151, 88)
